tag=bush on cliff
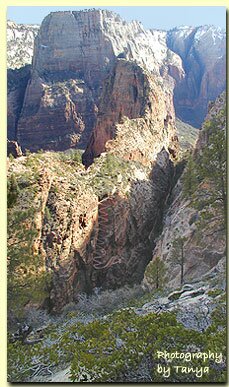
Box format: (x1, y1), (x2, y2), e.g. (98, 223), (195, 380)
(8, 297), (226, 383)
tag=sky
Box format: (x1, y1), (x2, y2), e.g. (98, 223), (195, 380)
(7, 6), (226, 30)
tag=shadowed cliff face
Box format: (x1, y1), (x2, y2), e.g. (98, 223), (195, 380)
(7, 10), (179, 316)
(167, 26), (226, 127)
(7, 65), (31, 141)
(7, 11), (226, 319)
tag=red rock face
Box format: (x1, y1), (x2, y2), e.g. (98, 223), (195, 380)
(82, 60), (149, 166)
(13, 10), (180, 154)
(83, 59), (178, 167)
(15, 10), (118, 152)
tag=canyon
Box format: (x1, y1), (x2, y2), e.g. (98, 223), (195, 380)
(7, 10), (225, 317)
(7, 9), (226, 383)
(7, 11), (225, 155)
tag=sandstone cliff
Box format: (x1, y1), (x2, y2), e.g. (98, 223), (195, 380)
(8, 145), (175, 315)
(7, 10), (225, 317)
(7, 50), (178, 314)
(83, 58), (177, 166)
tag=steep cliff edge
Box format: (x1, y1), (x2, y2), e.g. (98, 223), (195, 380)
(83, 59), (177, 166)
(7, 10), (180, 318)
(7, 51), (178, 316)
(145, 92), (226, 289)
(8, 147), (175, 316)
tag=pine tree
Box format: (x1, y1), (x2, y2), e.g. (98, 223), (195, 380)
(145, 256), (167, 289)
(7, 173), (20, 208)
(182, 154), (199, 197)
(170, 237), (187, 286)
(195, 112), (226, 228)
(182, 107), (226, 230)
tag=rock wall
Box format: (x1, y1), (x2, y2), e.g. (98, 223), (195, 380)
(83, 59), (178, 166)
(17, 75), (98, 152)
(7, 65), (31, 141)
(145, 92), (226, 289)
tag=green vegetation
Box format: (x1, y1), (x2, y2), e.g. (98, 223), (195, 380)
(182, 108), (226, 229)
(7, 173), (20, 208)
(182, 154), (199, 197)
(169, 237), (187, 285)
(58, 149), (83, 165)
(7, 166), (51, 320)
(145, 257), (167, 289)
(8, 300), (226, 383)
(90, 153), (131, 196)
(207, 288), (223, 298)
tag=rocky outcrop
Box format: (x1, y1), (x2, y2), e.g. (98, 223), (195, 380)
(167, 26), (226, 127)
(7, 21), (39, 69)
(17, 75), (98, 152)
(83, 58), (178, 166)
(7, 11), (225, 316)
(8, 107), (176, 315)
(7, 140), (22, 157)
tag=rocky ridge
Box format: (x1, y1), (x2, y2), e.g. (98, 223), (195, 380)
(8, 124), (176, 315)
(7, 12), (226, 384)
(7, 10), (181, 317)
(7, 10), (225, 317)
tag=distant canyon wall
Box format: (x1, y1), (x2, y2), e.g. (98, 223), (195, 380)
(7, 11), (225, 154)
